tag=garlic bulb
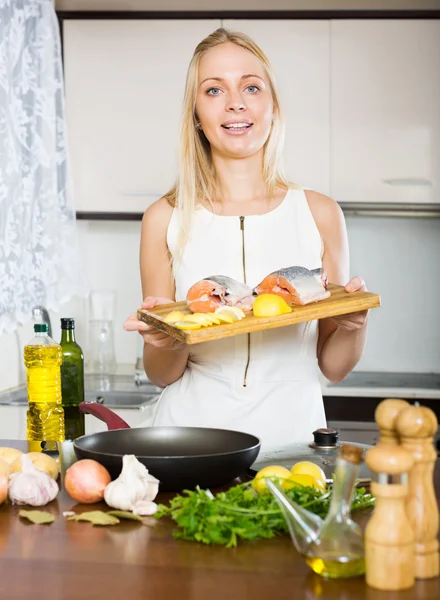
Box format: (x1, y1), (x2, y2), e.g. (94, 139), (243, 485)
(104, 455), (160, 511)
(9, 454), (59, 507)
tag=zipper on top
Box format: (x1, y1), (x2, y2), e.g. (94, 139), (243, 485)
(239, 216), (251, 387)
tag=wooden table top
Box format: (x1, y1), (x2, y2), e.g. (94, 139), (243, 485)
(0, 440), (439, 600)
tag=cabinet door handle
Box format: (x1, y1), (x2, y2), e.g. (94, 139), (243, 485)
(382, 178), (432, 187)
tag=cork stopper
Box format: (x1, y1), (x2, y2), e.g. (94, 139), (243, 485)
(395, 405), (438, 439)
(339, 443), (364, 464)
(366, 443), (414, 475)
(375, 398), (411, 443)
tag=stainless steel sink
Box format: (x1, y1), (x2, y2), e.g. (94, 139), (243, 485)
(84, 390), (159, 410)
(0, 374), (161, 411)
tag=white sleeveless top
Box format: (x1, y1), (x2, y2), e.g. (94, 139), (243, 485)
(149, 187), (327, 454)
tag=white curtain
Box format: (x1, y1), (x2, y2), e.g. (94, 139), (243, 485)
(0, 0), (87, 336)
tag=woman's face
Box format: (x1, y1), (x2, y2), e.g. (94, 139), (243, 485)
(195, 42), (274, 160)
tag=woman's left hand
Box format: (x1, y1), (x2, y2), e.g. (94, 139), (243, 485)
(332, 276), (369, 331)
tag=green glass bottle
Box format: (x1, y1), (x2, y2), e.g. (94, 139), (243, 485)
(60, 318), (85, 440)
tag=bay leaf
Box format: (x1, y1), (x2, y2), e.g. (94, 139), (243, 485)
(19, 510), (55, 525)
(67, 511), (120, 526)
(107, 510), (143, 522)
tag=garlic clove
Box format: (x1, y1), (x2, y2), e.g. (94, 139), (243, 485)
(145, 474), (160, 502)
(132, 500), (158, 516)
(9, 455), (59, 507)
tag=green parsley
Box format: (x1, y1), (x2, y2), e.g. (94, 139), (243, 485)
(153, 482), (374, 548)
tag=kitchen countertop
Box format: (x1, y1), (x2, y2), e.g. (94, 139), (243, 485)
(0, 440), (439, 600)
(321, 371), (440, 400)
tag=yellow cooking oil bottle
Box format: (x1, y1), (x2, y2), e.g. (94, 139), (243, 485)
(24, 323), (65, 452)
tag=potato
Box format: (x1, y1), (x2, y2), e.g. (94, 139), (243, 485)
(0, 459), (11, 477)
(0, 447), (23, 465)
(11, 452), (59, 480)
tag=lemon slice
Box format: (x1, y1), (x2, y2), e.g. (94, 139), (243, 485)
(214, 313), (235, 324)
(203, 313), (222, 325)
(175, 320), (202, 330)
(215, 306), (246, 321)
(185, 313), (214, 327)
(164, 311), (185, 324)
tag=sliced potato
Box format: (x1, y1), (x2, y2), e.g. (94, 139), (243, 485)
(11, 452), (59, 480)
(0, 459), (11, 477)
(0, 447), (23, 465)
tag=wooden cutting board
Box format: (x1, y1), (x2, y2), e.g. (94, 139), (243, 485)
(137, 284), (381, 345)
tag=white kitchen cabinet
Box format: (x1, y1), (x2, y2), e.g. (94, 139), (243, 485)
(63, 19), (220, 214)
(330, 20), (440, 205)
(0, 407), (27, 441)
(223, 20), (330, 195)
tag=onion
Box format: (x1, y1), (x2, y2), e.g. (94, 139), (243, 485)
(64, 459), (111, 504)
(0, 474), (8, 505)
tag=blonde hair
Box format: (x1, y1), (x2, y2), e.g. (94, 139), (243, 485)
(164, 28), (291, 260)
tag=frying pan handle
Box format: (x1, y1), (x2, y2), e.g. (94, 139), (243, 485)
(79, 402), (131, 430)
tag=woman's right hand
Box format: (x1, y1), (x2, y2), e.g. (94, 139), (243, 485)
(123, 296), (186, 351)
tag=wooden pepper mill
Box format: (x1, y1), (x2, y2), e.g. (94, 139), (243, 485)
(374, 398), (410, 446)
(395, 404), (440, 579)
(364, 440), (415, 590)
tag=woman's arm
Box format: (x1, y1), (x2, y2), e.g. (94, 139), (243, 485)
(125, 198), (189, 388)
(306, 190), (369, 383)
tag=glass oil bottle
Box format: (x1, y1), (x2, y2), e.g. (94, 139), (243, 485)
(60, 318), (85, 440)
(304, 444), (365, 579)
(267, 443), (366, 579)
(24, 323), (65, 452)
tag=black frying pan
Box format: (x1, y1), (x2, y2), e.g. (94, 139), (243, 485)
(75, 402), (261, 491)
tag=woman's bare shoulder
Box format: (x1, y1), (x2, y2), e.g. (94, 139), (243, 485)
(304, 189), (345, 235)
(141, 197), (174, 241)
(142, 196), (174, 227)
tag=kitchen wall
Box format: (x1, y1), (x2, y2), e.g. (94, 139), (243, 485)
(55, 0), (440, 11)
(0, 220), (143, 393)
(1, 210), (439, 394)
(1, 8), (439, 394)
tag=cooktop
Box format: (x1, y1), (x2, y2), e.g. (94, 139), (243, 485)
(327, 371), (440, 390)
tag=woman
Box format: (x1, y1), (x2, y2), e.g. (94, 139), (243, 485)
(124, 28), (368, 453)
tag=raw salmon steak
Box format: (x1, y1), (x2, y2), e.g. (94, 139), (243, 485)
(254, 266), (331, 306)
(186, 275), (255, 313)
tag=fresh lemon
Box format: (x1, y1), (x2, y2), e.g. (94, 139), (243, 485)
(288, 473), (327, 493)
(252, 465), (295, 494)
(290, 461), (327, 489)
(252, 294), (293, 317)
(215, 306), (246, 321)
(164, 311), (185, 324)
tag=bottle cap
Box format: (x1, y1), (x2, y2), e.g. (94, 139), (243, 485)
(339, 443), (364, 465)
(34, 323), (48, 333)
(61, 318), (75, 329)
(312, 428), (340, 448)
